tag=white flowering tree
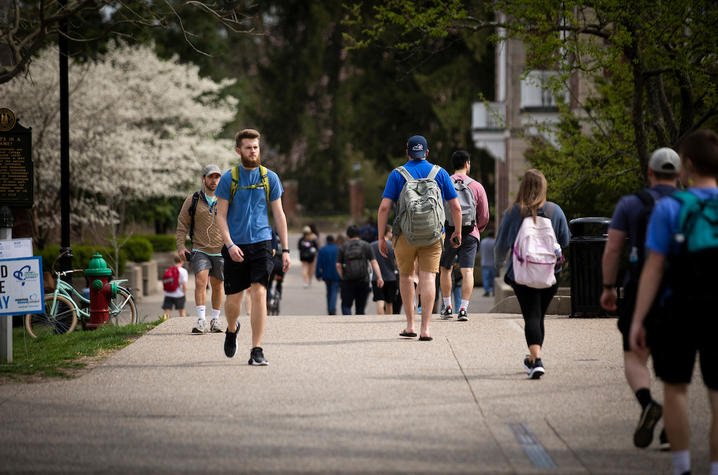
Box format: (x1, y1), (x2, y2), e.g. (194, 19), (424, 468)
(0, 42), (238, 247)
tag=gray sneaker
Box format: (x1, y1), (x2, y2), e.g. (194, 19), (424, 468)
(192, 319), (206, 334)
(209, 318), (223, 333)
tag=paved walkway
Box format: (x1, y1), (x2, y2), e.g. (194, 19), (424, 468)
(0, 243), (713, 473)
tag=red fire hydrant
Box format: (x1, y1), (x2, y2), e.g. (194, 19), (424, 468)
(84, 253), (117, 330)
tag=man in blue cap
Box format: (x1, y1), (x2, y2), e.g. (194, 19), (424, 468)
(377, 135), (462, 341)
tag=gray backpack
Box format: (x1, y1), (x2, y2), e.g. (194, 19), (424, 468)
(393, 165), (445, 247)
(445, 177), (476, 234)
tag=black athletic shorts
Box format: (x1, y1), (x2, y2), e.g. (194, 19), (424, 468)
(162, 295), (186, 310)
(372, 280), (397, 302)
(648, 298), (718, 390)
(221, 241), (273, 295)
(617, 281), (638, 351)
(617, 280), (664, 352)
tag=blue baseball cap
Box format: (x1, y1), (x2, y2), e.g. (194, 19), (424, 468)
(407, 135), (428, 159)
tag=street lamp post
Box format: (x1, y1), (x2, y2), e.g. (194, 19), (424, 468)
(58, 0), (72, 273)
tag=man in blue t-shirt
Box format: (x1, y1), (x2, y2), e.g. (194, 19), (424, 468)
(630, 129), (718, 475)
(377, 135), (462, 342)
(601, 147), (679, 450)
(215, 128), (291, 366)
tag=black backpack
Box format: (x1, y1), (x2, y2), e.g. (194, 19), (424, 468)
(342, 240), (368, 281)
(299, 238), (317, 260)
(187, 191), (201, 242)
(629, 189), (656, 277)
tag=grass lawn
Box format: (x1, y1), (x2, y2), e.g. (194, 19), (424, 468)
(0, 320), (161, 382)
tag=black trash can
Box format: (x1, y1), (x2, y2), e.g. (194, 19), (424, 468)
(568, 217), (611, 317)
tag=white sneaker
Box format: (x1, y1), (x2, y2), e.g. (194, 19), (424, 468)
(192, 319), (206, 334)
(209, 318), (223, 333)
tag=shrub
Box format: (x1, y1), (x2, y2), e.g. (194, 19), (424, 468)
(121, 236), (153, 263)
(139, 234), (176, 252)
(35, 245), (127, 277)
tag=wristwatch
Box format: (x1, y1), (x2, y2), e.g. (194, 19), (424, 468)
(602, 283), (616, 289)
(282, 249), (290, 254)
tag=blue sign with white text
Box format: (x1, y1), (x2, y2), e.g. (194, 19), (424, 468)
(0, 256), (44, 315)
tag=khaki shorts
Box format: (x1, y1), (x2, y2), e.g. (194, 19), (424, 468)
(393, 234), (442, 275)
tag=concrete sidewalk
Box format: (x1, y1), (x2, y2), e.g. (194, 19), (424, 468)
(0, 313), (713, 472)
(0, 248), (713, 473)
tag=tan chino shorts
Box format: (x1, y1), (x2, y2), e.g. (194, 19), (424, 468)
(393, 234), (442, 275)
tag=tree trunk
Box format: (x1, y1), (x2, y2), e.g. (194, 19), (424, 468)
(629, 46), (648, 182)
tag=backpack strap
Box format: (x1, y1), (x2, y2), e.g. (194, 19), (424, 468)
(229, 165), (271, 217)
(634, 189), (655, 208)
(427, 164), (440, 180)
(396, 166), (413, 182)
(188, 191), (200, 241)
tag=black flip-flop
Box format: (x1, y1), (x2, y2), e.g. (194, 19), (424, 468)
(399, 331), (417, 338)
(418, 336), (433, 341)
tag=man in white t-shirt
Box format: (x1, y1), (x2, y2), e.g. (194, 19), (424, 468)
(162, 256), (189, 320)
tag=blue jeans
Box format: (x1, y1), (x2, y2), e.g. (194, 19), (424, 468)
(482, 266), (496, 294)
(452, 286), (461, 310)
(325, 280), (340, 315)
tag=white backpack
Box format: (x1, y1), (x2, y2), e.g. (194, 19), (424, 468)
(512, 210), (562, 289)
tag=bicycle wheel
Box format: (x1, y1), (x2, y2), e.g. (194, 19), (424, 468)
(108, 288), (137, 326)
(25, 294), (78, 338)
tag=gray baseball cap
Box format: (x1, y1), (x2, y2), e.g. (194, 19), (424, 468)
(202, 164), (222, 177)
(648, 148), (680, 173)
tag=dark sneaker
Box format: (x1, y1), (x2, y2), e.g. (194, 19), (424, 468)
(457, 309), (468, 321)
(634, 401), (662, 448)
(248, 346), (269, 366)
(440, 307), (453, 320)
(523, 357), (545, 379)
(223, 322), (239, 358)
(658, 427), (670, 451)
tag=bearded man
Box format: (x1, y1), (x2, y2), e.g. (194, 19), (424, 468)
(215, 128), (291, 366)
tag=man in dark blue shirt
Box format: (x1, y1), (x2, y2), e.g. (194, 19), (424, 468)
(601, 147), (680, 450)
(315, 235), (341, 315)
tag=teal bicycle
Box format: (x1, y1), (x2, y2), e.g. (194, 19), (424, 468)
(25, 262), (137, 338)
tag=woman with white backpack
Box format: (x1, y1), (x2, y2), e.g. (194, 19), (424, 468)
(495, 169), (570, 379)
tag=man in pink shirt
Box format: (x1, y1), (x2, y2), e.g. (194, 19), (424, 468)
(439, 150), (490, 321)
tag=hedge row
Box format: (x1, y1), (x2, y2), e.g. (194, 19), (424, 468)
(36, 245), (128, 277)
(35, 234), (177, 276)
(136, 234), (176, 252)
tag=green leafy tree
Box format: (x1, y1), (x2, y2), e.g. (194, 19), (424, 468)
(344, 0), (718, 217)
(223, 1), (495, 213)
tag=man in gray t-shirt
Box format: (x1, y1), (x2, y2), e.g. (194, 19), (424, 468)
(478, 232), (496, 297)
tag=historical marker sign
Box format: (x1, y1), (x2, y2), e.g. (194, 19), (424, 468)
(0, 108), (33, 208)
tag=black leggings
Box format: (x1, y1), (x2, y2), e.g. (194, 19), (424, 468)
(511, 283), (558, 347)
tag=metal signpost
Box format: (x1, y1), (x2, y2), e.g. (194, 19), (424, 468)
(0, 108), (35, 362)
(0, 248), (42, 363)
